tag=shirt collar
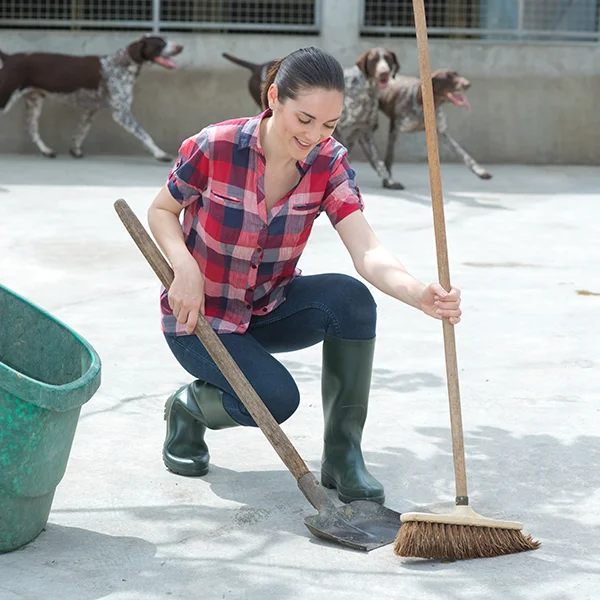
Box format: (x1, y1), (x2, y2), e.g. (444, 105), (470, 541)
(237, 109), (268, 151)
(236, 108), (322, 175)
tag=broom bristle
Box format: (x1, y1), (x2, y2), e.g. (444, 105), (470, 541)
(394, 521), (541, 560)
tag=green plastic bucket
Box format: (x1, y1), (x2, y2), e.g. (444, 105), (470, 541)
(0, 284), (101, 553)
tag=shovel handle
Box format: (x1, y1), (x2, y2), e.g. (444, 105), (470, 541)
(114, 199), (330, 503)
(412, 0), (468, 502)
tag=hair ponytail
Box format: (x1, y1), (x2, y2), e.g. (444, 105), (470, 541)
(260, 47), (344, 111)
(261, 58), (285, 110)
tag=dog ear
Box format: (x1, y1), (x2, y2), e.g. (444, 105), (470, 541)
(355, 50), (371, 76)
(388, 50), (400, 77)
(431, 70), (450, 96)
(127, 39), (145, 64)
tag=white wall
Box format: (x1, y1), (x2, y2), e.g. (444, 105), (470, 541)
(1, 0), (599, 164)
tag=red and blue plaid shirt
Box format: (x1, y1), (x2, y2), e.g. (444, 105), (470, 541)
(161, 109), (364, 335)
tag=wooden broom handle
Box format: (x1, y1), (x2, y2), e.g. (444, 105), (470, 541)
(113, 199), (312, 483)
(412, 0), (468, 503)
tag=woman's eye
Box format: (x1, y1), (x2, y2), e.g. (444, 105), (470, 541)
(324, 124), (336, 130)
(298, 118), (311, 125)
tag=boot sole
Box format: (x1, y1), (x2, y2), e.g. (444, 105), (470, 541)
(321, 471), (385, 505)
(162, 452), (209, 477)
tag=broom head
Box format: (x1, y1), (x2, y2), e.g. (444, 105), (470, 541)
(394, 505), (540, 560)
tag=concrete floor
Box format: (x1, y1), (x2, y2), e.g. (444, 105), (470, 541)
(0, 155), (599, 599)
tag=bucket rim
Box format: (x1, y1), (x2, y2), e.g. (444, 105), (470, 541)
(0, 283), (102, 411)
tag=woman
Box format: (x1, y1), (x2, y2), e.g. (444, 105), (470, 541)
(148, 47), (461, 505)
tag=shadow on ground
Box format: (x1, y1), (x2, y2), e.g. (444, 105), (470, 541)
(2, 426), (597, 600)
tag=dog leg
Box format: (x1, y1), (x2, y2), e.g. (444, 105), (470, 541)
(357, 136), (381, 172)
(23, 92), (56, 158)
(384, 119), (398, 175)
(334, 129), (353, 153)
(70, 109), (97, 158)
(383, 122), (405, 189)
(441, 131), (492, 180)
(1, 88), (29, 115)
(358, 136), (404, 190)
(111, 107), (172, 161)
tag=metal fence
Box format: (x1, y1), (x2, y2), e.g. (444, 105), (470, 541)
(361, 0), (600, 42)
(0, 0), (321, 33)
(1, 0), (598, 41)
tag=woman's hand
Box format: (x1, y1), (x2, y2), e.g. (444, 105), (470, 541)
(168, 257), (205, 334)
(420, 283), (462, 324)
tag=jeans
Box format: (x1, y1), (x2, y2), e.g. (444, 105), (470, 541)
(164, 273), (376, 426)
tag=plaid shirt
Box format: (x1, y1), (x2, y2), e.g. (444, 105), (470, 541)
(161, 109), (364, 335)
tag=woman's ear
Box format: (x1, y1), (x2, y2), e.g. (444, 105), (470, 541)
(267, 83), (278, 110)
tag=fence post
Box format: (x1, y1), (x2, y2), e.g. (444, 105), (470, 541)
(152, 0), (161, 33)
(321, 0), (362, 53)
(517, 0), (525, 41)
(314, 0), (323, 31)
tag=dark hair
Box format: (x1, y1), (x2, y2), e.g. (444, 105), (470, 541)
(261, 47), (345, 110)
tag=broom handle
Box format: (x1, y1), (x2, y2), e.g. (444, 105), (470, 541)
(412, 0), (469, 504)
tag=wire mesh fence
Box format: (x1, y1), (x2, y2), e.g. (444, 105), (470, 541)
(361, 0), (600, 42)
(1, 0), (598, 40)
(0, 0), (321, 33)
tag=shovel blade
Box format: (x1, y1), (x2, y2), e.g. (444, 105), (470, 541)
(304, 501), (402, 551)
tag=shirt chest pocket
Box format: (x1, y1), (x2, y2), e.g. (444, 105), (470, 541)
(207, 182), (245, 207)
(204, 182), (246, 240)
(285, 199), (323, 235)
(291, 201), (322, 212)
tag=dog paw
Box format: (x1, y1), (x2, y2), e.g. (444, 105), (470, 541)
(69, 149), (84, 159)
(383, 179), (405, 190)
(155, 152), (173, 163)
(41, 150), (57, 159)
(476, 169), (492, 180)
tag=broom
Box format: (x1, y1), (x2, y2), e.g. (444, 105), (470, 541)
(393, 0), (541, 560)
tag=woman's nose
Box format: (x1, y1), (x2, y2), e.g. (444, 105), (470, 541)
(305, 127), (322, 144)
(306, 127), (327, 144)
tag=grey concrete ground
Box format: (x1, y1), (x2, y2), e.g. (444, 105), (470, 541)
(0, 155), (599, 599)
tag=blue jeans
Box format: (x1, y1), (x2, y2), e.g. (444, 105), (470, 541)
(164, 273), (377, 426)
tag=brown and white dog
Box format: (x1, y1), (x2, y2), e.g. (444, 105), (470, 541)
(0, 35), (183, 160)
(333, 48), (402, 189)
(379, 69), (492, 189)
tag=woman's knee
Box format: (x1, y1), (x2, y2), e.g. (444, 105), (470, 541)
(266, 376), (300, 424)
(259, 374), (300, 424)
(326, 274), (377, 339)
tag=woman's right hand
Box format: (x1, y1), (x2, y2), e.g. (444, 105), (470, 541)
(168, 257), (205, 334)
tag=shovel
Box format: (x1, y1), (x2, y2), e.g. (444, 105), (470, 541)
(114, 199), (401, 551)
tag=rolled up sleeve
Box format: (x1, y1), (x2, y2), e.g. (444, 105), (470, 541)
(322, 154), (364, 227)
(167, 129), (210, 207)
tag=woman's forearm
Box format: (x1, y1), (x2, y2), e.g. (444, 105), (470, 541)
(147, 205), (196, 272)
(148, 188), (205, 330)
(355, 245), (426, 310)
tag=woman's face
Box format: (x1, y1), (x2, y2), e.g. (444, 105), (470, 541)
(268, 85), (344, 161)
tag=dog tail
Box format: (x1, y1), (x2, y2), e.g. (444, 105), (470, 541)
(221, 52), (260, 72)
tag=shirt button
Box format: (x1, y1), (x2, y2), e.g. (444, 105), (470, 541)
(251, 264), (257, 269)
(262, 308), (268, 313)
(246, 304), (252, 309)
(257, 247), (263, 253)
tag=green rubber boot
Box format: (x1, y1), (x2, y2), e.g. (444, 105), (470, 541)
(163, 380), (239, 477)
(320, 334), (385, 504)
